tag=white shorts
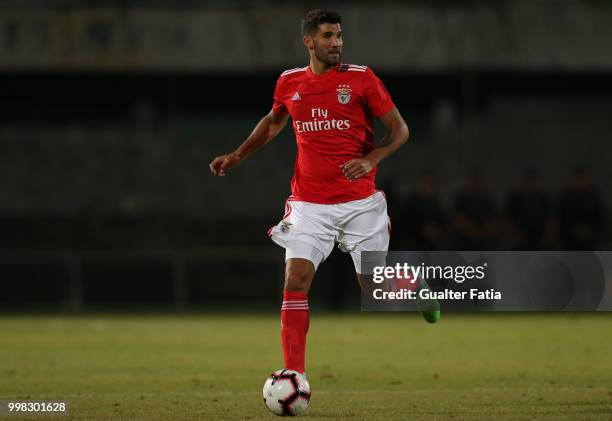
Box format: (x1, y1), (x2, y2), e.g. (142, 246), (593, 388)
(268, 191), (390, 274)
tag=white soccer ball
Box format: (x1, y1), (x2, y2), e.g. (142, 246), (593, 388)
(262, 369), (311, 416)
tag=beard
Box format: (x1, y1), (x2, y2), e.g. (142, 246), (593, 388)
(314, 44), (341, 67)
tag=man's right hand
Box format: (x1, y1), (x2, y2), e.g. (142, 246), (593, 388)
(209, 152), (242, 176)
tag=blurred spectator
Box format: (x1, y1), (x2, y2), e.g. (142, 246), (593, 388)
(451, 170), (498, 249)
(504, 169), (552, 250)
(394, 173), (446, 250)
(558, 169), (605, 250)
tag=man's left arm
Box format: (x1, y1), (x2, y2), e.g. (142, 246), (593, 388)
(341, 107), (409, 180)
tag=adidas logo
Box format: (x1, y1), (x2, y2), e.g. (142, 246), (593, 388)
(291, 92), (301, 101)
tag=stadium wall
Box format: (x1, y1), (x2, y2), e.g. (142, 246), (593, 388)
(1, 96), (610, 217)
(0, 2), (611, 71)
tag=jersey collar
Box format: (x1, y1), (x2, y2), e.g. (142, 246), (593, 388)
(306, 63), (340, 80)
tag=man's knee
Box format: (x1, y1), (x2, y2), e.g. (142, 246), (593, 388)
(284, 258), (315, 293)
(356, 273), (374, 292)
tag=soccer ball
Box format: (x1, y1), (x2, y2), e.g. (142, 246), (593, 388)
(262, 369), (311, 416)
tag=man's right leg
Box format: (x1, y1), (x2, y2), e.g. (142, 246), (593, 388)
(281, 257), (317, 374)
(268, 199), (332, 373)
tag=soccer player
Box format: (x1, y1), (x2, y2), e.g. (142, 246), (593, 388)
(210, 9), (433, 375)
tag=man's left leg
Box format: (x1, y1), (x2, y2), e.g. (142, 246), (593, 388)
(356, 272), (377, 298)
(336, 192), (391, 303)
(339, 192), (440, 322)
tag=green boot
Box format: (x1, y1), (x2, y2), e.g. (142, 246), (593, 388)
(415, 278), (441, 323)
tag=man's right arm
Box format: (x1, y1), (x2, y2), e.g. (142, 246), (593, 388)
(209, 110), (289, 176)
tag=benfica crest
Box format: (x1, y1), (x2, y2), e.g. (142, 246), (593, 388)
(337, 84), (351, 104)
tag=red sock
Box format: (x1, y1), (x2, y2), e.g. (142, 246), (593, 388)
(281, 290), (309, 374)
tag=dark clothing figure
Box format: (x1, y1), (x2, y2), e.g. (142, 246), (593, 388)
(452, 173), (498, 249)
(397, 175), (446, 250)
(505, 172), (551, 249)
(558, 171), (605, 250)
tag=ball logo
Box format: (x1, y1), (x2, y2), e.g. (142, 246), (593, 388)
(337, 84), (351, 104)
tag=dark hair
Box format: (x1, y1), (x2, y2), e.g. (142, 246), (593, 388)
(301, 9), (341, 36)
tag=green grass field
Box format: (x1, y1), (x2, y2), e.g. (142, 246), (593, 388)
(1, 313), (611, 420)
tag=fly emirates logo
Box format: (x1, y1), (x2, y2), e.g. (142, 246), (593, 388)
(294, 108), (350, 134)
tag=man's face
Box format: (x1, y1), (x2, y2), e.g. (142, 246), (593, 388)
(306, 23), (343, 66)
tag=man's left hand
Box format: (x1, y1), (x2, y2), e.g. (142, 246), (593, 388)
(340, 158), (375, 180)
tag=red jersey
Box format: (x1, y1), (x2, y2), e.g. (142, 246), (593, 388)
(272, 63), (395, 204)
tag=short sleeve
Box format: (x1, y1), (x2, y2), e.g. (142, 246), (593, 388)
(272, 76), (287, 114)
(363, 68), (395, 117)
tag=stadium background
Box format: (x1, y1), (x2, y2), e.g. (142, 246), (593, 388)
(2, 2), (612, 420)
(0, 0), (611, 311)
